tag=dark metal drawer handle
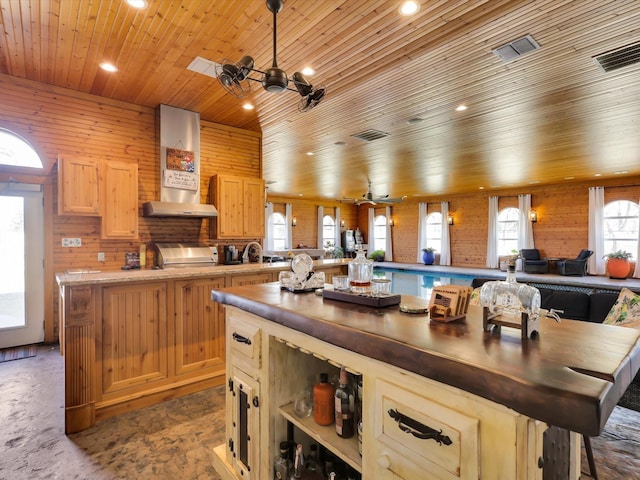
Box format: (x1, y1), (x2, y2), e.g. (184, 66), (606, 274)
(232, 332), (252, 345)
(387, 408), (452, 446)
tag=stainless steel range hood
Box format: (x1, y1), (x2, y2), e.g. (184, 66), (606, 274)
(143, 105), (218, 218)
(143, 200), (217, 217)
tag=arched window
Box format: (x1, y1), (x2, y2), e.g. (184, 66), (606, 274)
(0, 129), (43, 168)
(604, 200), (639, 260)
(322, 215), (336, 248)
(425, 212), (442, 252)
(497, 207), (519, 256)
(270, 212), (287, 250)
(373, 215), (387, 252)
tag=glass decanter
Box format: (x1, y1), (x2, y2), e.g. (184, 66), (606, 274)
(479, 265), (541, 317)
(348, 247), (373, 294)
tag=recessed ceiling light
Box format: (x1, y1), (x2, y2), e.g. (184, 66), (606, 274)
(302, 67), (316, 76)
(455, 104), (468, 112)
(479, 186), (485, 190)
(306, 152), (314, 156)
(399, 1), (420, 16)
(614, 170), (628, 174)
(564, 176), (575, 180)
(242, 103), (254, 110)
(407, 117), (424, 124)
(99, 62), (118, 72)
(334, 141), (347, 146)
(594, 173), (602, 177)
(126, 0), (148, 8)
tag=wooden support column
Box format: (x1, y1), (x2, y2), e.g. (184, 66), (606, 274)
(62, 285), (96, 433)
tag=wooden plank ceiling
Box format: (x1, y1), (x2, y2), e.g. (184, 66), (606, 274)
(1, 0), (640, 201)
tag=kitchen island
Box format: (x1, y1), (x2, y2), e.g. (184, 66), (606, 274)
(211, 282), (640, 480)
(56, 260), (347, 433)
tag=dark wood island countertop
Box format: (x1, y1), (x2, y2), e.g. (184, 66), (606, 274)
(212, 282), (640, 437)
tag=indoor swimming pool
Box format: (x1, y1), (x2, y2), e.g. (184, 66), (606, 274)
(372, 267), (489, 301)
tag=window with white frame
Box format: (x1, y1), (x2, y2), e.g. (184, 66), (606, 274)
(497, 207), (519, 256)
(322, 215), (336, 249)
(0, 129), (43, 168)
(425, 212), (442, 252)
(604, 200), (639, 260)
(270, 212), (287, 250)
(373, 215), (387, 252)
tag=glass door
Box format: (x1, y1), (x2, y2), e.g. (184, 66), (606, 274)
(0, 182), (44, 349)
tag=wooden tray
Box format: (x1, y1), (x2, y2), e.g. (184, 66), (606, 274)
(322, 288), (401, 307)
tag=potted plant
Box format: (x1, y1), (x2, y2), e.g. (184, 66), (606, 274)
(368, 249), (386, 262)
(422, 247), (436, 265)
(604, 250), (633, 279)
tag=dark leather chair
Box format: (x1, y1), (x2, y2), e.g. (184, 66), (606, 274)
(520, 249), (548, 273)
(557, 249), (593, 276)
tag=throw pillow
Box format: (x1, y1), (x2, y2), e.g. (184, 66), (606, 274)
(603, 288), (640, 328)
(469, 287), (482, 306)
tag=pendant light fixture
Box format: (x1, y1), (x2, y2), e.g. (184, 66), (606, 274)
(215, 0), (327, 112)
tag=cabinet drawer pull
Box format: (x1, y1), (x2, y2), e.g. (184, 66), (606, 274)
(232, 332), (252, 345)
(387, 408), (452, 446)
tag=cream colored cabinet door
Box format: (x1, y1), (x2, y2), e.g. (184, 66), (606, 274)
(57, 156), (100, 215)
(100, 160), (138, 239)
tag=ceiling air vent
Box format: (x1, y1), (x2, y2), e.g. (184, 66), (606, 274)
(594, 41), (640, 73)
(351, 129), (390, 142)
(492, 35), (540, 62)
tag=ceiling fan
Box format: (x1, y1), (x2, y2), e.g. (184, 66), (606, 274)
(343, 183), (407, 206)
(214, 0), (327, 112)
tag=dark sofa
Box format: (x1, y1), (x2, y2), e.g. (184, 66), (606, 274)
(471, 277), (619, 323)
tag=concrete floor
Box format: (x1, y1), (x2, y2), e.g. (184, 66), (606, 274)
(0, 345), (224, 479)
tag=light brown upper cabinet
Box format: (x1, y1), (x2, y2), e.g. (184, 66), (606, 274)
(57, 156), (100, 216)
(100, 160), (139, 240)
(210, 174), (264, 239)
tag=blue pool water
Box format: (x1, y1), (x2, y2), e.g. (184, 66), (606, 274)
(373, 267), (477, 301)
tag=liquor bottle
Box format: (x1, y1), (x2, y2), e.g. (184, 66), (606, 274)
(304, 444), (322, 474)
(348, 247), (373, 294)
(274, 441), (292, 480)
(335, 368), (355, 438)
(313, 373), (335, 426)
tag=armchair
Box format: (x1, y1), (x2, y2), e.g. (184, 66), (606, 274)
(520, 249), (549, 274)
(557, 249), (593, 276)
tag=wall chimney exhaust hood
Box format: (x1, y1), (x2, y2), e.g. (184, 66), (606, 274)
(142, 201), (217, 217)
(143, 105), (218, 218)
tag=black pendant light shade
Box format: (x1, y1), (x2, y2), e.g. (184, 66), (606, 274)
(215, 0), (326, 111)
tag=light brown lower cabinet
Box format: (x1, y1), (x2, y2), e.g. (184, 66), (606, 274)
(61, 278), (228, 432)
(212, 306), (561, 480)
(59, 262), (348, 433)
(174, 277), (226, 377)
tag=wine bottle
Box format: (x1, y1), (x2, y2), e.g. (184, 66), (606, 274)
(334, 367), (355, 438)
(313, 373), (335, 426)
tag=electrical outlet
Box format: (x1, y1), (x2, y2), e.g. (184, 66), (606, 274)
(97, 252), (105, 262)
(62, 238), (81, 247)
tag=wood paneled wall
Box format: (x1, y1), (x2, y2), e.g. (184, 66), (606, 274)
(2, 73), (640, 344)
(281, 179), (640, 267)
(268, 196), (358, 249)
(0, 74), (261, 342)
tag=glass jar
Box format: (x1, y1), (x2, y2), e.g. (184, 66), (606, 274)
(348, 248), (373, 294)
